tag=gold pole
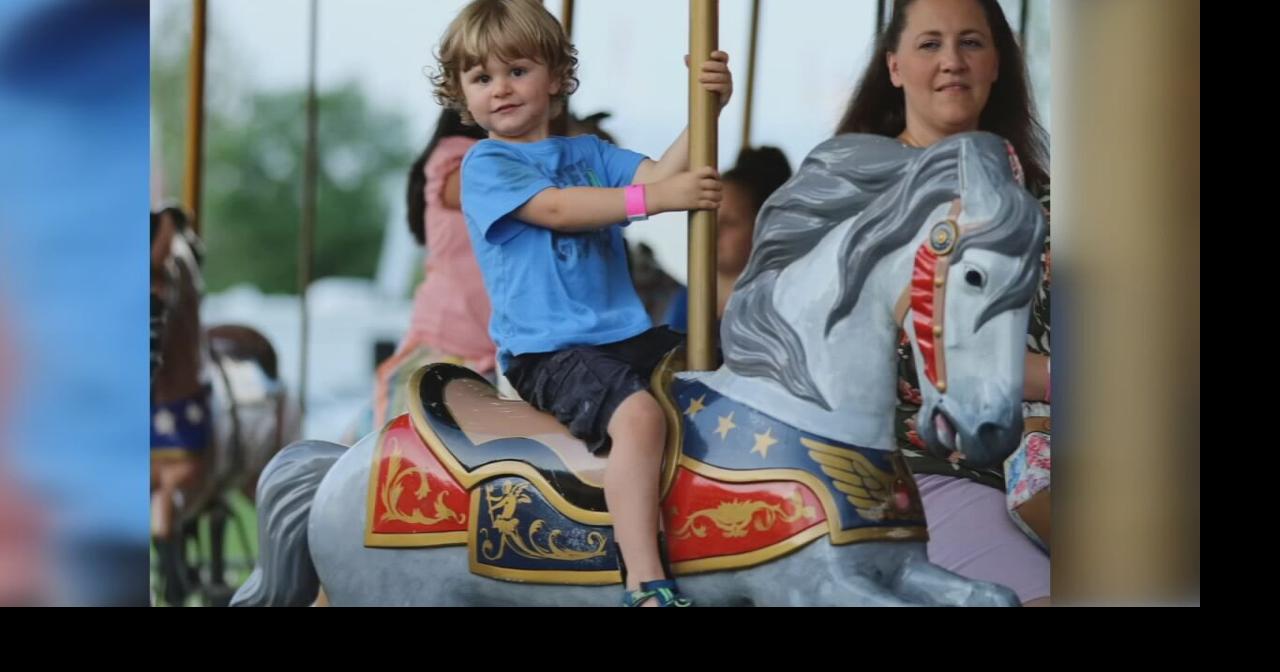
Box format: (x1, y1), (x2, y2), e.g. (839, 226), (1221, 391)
(561, 0), (575, 38)
(688, 0), (719, 370)
(183, 0), (208, 233)
(1055, 0), (1199, 605)
(740, 0), (759, 152)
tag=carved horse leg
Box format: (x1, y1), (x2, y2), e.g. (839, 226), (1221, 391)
(892, 553), (1020, 606)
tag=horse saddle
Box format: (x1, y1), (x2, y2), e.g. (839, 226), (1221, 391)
(363, 350), (928, 585)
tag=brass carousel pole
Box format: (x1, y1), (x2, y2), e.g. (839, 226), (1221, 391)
(561, 0), (575, 39)
(184, 0), (208, 233)
(688, 0), (719, 370)
(740, 0), (759, 152)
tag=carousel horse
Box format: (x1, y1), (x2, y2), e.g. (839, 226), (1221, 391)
(150, 207), (300, 605)
(234, 132), (1044, 607)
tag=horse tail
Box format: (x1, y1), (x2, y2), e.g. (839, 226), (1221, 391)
(230, 440), (344, 607)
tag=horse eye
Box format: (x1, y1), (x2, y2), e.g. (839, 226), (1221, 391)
(965, 269), (985, 288)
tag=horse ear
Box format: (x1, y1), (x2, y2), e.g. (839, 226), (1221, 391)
(152, 214), (176, 269)
(958, 136), (1000, 223)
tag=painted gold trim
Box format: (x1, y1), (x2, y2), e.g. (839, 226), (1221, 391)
(671, 522), (828, 575)
(650, 347), (687, 500)
(678, 456), (926, 545)
(408, 366), (614, 526)
(466, 488), (622, 585)
(364, 420), (468, 548)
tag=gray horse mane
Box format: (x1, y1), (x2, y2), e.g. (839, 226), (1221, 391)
(720, 132), (1046, 409)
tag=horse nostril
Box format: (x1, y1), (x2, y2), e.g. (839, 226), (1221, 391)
(977, 422), (1017, 456)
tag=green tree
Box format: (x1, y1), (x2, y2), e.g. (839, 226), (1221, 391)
(150, 4), (411, 293)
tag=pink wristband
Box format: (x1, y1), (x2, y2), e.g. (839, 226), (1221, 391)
(625, 184), (648, 222)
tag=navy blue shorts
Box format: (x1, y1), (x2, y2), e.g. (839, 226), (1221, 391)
(505, 327), (683, 454)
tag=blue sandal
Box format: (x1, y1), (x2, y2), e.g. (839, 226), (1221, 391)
(622, 579), (693, 607)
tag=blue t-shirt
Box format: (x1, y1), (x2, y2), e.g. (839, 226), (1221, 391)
(461, 135), (653, 369)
